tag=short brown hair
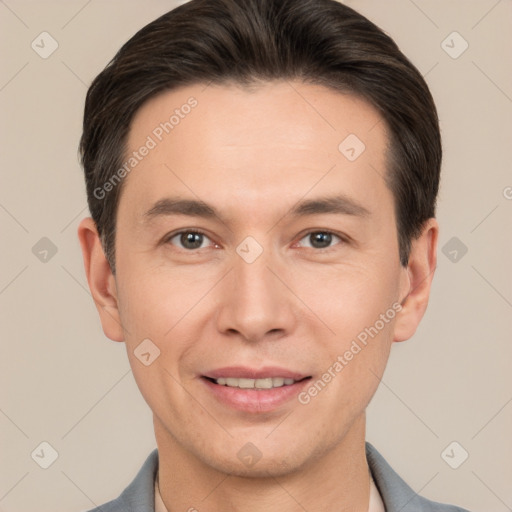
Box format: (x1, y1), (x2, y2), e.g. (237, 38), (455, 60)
(80, 0), (441, 273)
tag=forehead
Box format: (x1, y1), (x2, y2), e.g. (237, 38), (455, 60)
(120, 81), (391, 222)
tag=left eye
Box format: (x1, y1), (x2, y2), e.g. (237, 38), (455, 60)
(297, 231), (342, 249)
(167, 231), (213, 250)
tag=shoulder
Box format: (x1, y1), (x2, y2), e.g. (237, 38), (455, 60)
(84, 499), (126, 512)
(83, 448), (159, 512)
(366, 442), (471, 512)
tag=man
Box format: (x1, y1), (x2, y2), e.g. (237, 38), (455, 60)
(77, 0), (470, 510)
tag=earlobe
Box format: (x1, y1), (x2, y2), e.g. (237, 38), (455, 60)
(393, 218), (438, 343)
(77, 217), (125, 342)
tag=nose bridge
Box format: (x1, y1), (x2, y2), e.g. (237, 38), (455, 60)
(236, 249), (274, 303)
(215, 239), (296, 341)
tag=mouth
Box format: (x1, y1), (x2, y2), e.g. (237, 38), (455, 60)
(203, 376), (308, 389)
(200, 367), (312, 413)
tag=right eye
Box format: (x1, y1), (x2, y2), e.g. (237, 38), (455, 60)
(165, 230), (214, 250)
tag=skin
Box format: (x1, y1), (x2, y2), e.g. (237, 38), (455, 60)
(78, 81), (438, 512)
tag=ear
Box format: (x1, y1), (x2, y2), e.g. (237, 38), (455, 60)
(393, 218), (438, 343)
(77, 217), (124, 342)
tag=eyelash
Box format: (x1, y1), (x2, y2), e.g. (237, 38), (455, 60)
(164, 229), (216, 251)
(163, 229), (347, 252)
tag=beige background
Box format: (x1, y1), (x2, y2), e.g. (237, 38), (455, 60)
(0, 1), (511, 511)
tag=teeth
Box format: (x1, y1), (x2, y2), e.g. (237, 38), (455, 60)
(213, 377), (298, 389)
(271, 377), (284, 387)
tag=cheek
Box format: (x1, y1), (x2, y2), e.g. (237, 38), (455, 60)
(116, 269), (207, 417)
(116, 264), (210, 341)
(115, 264), (220, 390)
(290, 258), (400, 344)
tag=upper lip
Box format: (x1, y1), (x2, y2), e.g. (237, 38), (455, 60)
(203, 366), (309, 381)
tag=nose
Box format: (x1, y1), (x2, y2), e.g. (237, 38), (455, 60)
(215, 246), (297, 343)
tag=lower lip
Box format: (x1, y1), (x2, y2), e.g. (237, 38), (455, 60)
(201, 377), (311, 413)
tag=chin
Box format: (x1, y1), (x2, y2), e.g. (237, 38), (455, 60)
(195, 439), (318, 479)
(214, 454), (298, 479)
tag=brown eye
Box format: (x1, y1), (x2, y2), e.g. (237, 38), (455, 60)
(298, 231), (342, 249)
(167, 231), (210, 250)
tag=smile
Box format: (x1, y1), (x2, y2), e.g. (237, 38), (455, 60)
(200, 367), (312, 413)
(210, 377), (298, 389)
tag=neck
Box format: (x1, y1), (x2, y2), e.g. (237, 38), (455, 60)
(155, 414), (371, 512)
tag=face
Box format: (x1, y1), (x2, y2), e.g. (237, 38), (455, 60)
(82, 81), (427, 477)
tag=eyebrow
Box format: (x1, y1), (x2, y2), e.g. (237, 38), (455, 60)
(143, 198), (217, 221)
(142, 194), (370, 224)
(290, 194), (370, 217)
